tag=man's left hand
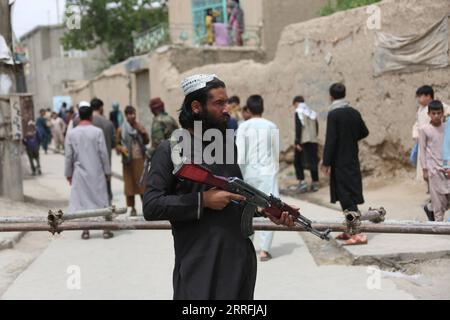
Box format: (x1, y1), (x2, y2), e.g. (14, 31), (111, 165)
(267, 211), (295, 228)
(321, 165), (331, 176)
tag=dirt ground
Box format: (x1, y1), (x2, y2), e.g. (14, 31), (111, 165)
(279, 163), (450, 299)
(278, 163), (435, 222)
(394, 259), (450, 299)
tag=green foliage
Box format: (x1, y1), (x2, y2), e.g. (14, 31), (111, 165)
(319, 0), (381, 16)
(61, 0), (168, 65)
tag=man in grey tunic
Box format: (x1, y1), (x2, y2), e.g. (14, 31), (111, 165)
(90, 98), (116, 206)
(65, 101), (112, 240)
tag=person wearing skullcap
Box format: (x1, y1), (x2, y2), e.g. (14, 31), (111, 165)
(64, 101), (112, 240)
(143, 74), (294, 300)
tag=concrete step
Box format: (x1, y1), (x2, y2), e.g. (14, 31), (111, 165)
(0, 232), (26, 251)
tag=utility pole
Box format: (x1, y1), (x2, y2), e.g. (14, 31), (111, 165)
(0, 0), (24, 201)
(56, 0), (60, 24)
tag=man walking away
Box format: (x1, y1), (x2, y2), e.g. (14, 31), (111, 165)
(293, 96), (320, 193)
(65, 101), (112, 240)
(91, 98), (116, 210)
(23, 121), (41, 176)
(322, 83), (369, 245)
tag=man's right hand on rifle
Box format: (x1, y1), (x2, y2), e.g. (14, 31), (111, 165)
(202, 188), (295, 227)
(203, 188), (246, 210)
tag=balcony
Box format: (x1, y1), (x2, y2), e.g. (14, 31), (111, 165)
(133, 23), (170, 55)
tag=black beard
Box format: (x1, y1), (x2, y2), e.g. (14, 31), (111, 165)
(194, 109), (229, 134)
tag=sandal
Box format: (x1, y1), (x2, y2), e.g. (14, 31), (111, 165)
(335, 232), (352, 240)
(343, 234), (368, 246)
(103, 230), (114, 239)
(260, 251), (272, 262)
(81, 230), (90, 240)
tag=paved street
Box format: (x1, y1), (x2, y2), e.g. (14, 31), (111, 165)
(2, 0), (450, 303)
(0, 152), (416, 300)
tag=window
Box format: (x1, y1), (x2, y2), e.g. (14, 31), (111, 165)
(191, 0), (227, 44)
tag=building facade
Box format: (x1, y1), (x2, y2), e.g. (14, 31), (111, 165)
(168, 0), (329, 60)
(20, 25), (108, 114)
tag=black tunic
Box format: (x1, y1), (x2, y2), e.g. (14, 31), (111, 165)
(143, 139), (257, 300)
(322, 106), (369, 210)
(294, 113), (319, 171)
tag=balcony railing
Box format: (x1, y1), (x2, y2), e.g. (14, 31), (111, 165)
(170, 23), (262, 48)
(133, 23), (170, 55)
(133, 22), (262, 55)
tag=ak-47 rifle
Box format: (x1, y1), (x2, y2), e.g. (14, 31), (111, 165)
(173, 159), (331, 241)
(139, 149), (155, 187)
(139, 157), (150, 187)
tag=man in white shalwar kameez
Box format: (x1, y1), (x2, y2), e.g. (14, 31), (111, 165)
(64, 101), (112, 240)
(236, 95), (280, 261)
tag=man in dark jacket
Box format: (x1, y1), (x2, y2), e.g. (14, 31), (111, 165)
(322, 83), (369, 245)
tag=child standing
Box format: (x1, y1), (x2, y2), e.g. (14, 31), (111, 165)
(419, 100), (450, 222)
(23, 121), (42, 176)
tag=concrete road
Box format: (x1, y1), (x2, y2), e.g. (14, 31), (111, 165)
(1, 152), (414, 300)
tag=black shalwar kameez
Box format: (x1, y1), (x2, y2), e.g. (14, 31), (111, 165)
(322, 105), (369, 211)
(143, 139), (257, 300)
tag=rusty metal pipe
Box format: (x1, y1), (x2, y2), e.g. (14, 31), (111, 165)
(344, 208), (387, 234)
(0, 207), (127, 224)
(0, 220), (449, 235)
(345, 208), (386, 223)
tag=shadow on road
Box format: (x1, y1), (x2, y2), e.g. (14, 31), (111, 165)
(268, 241), (302, 259)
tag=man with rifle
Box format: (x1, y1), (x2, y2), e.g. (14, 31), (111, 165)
(143, 74), (305, 300)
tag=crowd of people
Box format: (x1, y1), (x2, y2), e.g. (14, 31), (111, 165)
(140, 74), (369, 299)
(23, 82), (450, 244)
(21, 72), (450, 299)
(23, 98), (178, 239)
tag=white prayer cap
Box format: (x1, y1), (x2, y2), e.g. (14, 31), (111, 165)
(78, 101), (91, 109)
(180, 74), (219, 96)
